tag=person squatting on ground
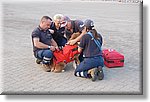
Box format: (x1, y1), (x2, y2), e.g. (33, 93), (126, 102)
(61, 16), (85, 66)
(31, 16), (59, 72)
(50, 14), (67, 47)
(74, 19), (104, 81)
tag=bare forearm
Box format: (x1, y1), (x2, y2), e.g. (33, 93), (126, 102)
(75, 33), (83, 42)
(35, 42), (49, 49)
(67, 32), (85, 45)
(51, 39), (58, 47)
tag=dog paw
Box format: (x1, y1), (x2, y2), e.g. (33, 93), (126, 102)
(51, 68), (54, 72)
(62, 70), (65, 72)
(53, 69), (65, 73)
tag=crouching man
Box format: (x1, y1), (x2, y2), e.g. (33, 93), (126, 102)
(31, 16), (58, 72)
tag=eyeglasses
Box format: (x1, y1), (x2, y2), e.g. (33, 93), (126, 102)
(61, 21), (66, 24)
(60, 21), (67, 27)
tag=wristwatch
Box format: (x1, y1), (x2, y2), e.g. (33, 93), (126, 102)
(48, 46), (51, 49)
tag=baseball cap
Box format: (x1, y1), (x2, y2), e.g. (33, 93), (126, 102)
(84, 19), (94, 29)
(61, 16), (71, 27)
(76, 20), (85, 32)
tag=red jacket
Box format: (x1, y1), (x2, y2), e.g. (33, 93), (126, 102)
(53, 45), (80, 64)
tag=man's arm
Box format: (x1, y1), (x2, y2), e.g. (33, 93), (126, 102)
(50, 38), (60, 50)
(33, 38), (56, 51)
(68, 27), (86, 45)
(51, 39), (58, 47)
(33, 38), (49, 48)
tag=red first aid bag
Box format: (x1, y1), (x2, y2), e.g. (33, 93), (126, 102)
(102, 49), (124, 68)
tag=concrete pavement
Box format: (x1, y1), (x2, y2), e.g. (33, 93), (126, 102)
(1, 1), (142, 95)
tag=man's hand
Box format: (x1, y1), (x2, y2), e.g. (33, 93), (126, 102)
(49, 29), (54, 34)
(50, 46), (56, 51)
(55, 46), (60, 51)
(67, 39), (77, 45)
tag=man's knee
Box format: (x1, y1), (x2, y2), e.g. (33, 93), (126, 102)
(43, 50), (53, 59)
(42, 50), (53, 64)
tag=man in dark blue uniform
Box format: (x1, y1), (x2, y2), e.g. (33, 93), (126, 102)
(61, 16), (85, 41)
(31, 16), (58, 72)
(61, 16), (85, 65)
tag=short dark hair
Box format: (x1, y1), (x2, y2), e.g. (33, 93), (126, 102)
(41, 16), (52, 21)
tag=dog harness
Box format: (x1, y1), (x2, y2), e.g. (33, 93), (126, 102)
(53, 45), (80, 64)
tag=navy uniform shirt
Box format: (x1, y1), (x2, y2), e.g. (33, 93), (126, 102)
(50, 22), (66, 46)
(79, 31), (103, 58)
(31, 26), (53, 53)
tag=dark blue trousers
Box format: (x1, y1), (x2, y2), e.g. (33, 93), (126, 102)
(74, 56), (104, 78)
(36, 50), (53, 64)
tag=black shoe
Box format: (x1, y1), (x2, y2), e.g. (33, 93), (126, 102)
(97, 66), (104, 80)
(88, 68), (98, 82)
(36, 59), (42, 64)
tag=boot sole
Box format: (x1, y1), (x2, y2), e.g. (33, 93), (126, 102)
(91, 68), (98, 82)
(36, 59), (42, 64)
(98, 70), (104, 80)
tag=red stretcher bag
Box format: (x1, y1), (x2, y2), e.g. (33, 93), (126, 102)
(53, 45), (79, 64)
(102, 49), (124, 68)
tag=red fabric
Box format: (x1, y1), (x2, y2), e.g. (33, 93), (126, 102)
(102, 49), (124, 68)
(53, 45), (80, 64)
(53, 50), (65, 64)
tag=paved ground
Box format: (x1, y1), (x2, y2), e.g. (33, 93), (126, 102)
(1, 1), (142, 95)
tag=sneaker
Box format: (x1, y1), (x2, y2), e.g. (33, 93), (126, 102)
(42, 64), (51, 72)
(97, 66), (104, 80)
(88, 68), (98, 82)
(36, 58), (42, 64)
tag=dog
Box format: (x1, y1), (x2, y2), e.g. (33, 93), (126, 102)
(51, 32), (81, 73)
(51, 61), (66, 73)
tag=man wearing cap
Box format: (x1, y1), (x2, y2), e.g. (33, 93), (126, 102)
(31, 16), (58, 72)
(61, 16), (85, 41)
(61, 16), (86, 64)
(74, 19), (104, 81)
(50, 14), (67, 47)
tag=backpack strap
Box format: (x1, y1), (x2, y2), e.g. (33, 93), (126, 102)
(87, 32), (101, 51)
